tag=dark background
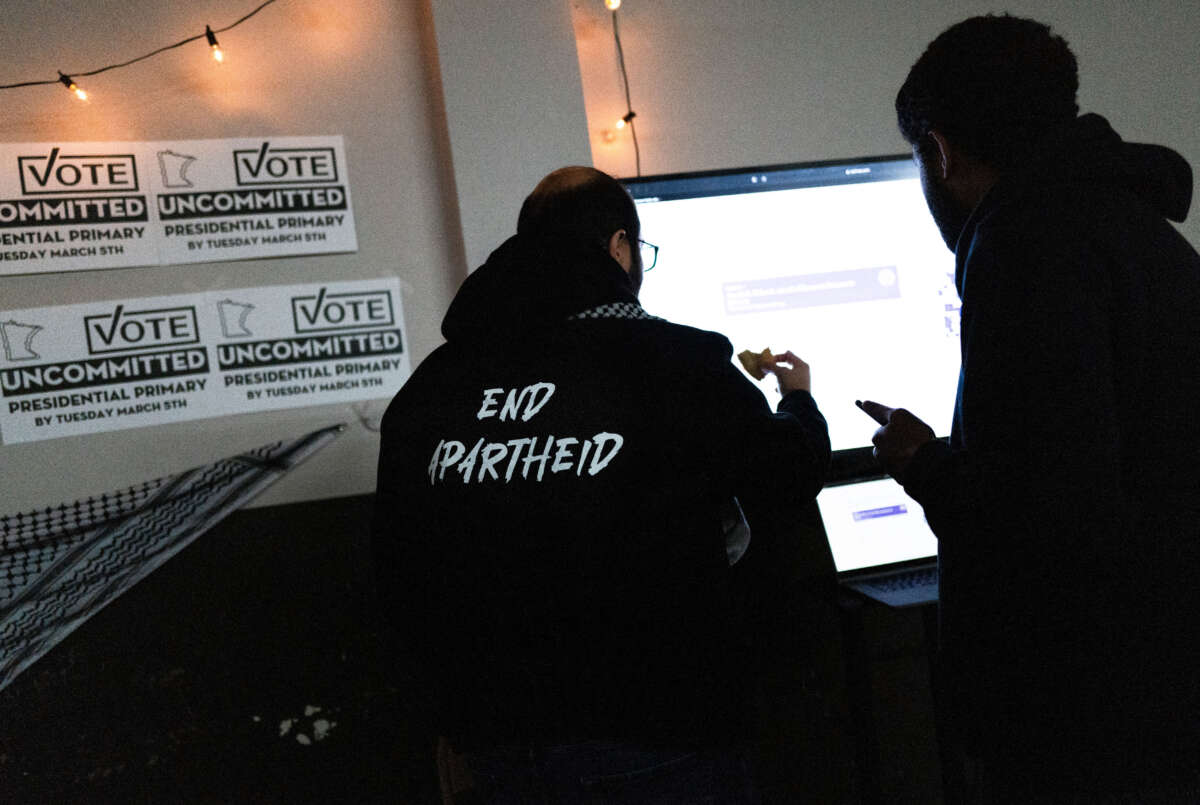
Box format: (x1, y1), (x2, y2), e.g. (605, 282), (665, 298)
(0, 494), (941, 803)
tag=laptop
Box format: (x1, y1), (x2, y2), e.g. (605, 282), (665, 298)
(816, 476), (939, 608)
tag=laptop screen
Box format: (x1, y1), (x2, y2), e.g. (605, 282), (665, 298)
(816, 478), (939, 573)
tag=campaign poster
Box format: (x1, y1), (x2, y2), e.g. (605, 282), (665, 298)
(0, 143), (157, 274)
(0, 137), (358, 276)
(155, 137), (357, 265)
(0, 278), (407, 444)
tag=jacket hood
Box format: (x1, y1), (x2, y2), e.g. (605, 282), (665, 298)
(1018, 113), (1192, 222)
(442, 233), (639, 343)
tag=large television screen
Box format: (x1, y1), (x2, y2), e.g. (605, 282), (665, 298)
(624, 156), (961, 455)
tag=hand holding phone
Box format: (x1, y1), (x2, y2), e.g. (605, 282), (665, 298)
(854, 399), (935, 481)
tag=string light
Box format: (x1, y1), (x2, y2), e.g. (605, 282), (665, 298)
(205, 26), (225, 63)
(605, 0), (622, 10)
(57, 72), (88, 101)
(608, 7), (641, 175)
(0, 0), (279, 98)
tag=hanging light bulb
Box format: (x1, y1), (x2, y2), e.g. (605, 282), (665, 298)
(605, 0), (622, 9)
(57, 72), (88, 101)
(616, 110), (636, 129)
(205, 25), (225, 63)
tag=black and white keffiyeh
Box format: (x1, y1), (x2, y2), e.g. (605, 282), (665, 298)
(0, 425), (343, 692)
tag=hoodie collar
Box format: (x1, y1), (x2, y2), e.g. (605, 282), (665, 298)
(1020, 114), (1191, 222)
(441, 233), (640, 343)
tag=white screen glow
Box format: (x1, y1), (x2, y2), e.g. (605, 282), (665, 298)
(633, 162), (961, 452)
(817, 477), (939, 571)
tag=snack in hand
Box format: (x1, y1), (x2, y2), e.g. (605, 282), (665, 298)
(737, 347), (775, 380)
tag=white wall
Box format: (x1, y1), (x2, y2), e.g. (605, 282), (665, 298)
(0, 0), (466, 512)
(572, 0), (1200, 248)
(432, 0), (592, 271)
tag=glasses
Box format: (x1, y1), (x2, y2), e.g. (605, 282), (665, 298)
(638, 239), (659, 271)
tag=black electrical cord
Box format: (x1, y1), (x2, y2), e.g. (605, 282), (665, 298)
(611, 10), (641, 176)
(0, 0), (280, 91)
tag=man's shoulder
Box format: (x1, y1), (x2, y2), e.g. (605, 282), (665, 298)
(612, 316), (735, 369)
(971, 176), (1152, 256)
(973, 183), (1080, 238)
(964, 185), (1102, 279)
(641, 316), (733, 351)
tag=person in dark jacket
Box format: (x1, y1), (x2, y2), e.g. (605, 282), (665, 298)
(373, 166), (831, 802)
(863, 14), (1200, 802)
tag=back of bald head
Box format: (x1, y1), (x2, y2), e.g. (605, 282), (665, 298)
(517, 166), (640, 249)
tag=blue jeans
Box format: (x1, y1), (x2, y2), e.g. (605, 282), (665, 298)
(460, 741), (759, 804)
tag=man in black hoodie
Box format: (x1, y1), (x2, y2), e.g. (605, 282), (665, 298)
(863, 15), (1200, 802)
(373, 167), (831, 802)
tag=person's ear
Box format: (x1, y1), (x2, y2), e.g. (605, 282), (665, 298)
(927, 130), (953, 180)
(607, 229), (631, 271)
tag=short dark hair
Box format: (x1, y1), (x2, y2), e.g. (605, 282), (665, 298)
(896, 14), (1079, 169)
(517, 166), (639, 248)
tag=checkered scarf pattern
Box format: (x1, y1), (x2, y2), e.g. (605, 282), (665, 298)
(568, 302), (662, 321)
(0, 425), (342, 692)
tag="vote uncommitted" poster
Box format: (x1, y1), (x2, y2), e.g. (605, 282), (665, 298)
(0, 278), (409, 444)
(0, 136), (357, 276)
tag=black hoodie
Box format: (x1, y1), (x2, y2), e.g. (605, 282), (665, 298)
(903, 114), (1200, 791)
(373, 234), (831, 750)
